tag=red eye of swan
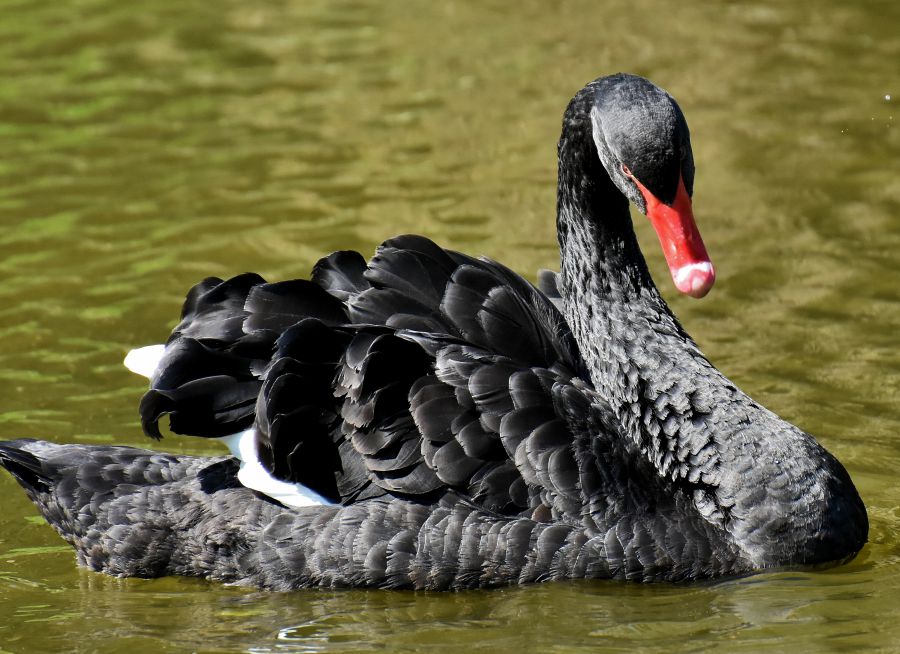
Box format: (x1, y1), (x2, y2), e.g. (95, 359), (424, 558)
(621, 163), (632, 177)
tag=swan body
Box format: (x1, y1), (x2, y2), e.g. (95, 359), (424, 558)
(0, 74), (867, 589)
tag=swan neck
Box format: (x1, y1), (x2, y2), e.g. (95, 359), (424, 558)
(556, 106), (681, 397)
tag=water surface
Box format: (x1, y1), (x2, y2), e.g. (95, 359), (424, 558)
(0, 1), (898, 652)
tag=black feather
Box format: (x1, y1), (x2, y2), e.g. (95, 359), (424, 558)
(244, 279), (347, 334)
(311, 250), (369, 301)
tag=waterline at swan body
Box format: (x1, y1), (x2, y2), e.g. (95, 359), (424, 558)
(0, 73), (867, 590)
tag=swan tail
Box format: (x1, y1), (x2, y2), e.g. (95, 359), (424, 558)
(0, 439), (275, 579)
(0, 439), (52, 497)
(0, 440), (163, 545)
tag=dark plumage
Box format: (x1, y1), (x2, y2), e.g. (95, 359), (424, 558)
(0, 73), (867, 590)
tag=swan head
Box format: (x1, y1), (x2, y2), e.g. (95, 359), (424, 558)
(589, 73), (715, 298)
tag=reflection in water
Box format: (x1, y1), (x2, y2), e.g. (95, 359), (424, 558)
(0, 0), (898, 652)
(0, 567), (881, 652)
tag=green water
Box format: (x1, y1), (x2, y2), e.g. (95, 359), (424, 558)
(0, 0), (897, 651)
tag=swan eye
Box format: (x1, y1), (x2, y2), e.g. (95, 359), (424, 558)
(621, 163), (632, 177)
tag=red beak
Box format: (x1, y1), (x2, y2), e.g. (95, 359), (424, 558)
(631, 174), (715, 298)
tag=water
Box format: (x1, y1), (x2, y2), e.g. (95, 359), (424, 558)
(0, 0), (898, 651)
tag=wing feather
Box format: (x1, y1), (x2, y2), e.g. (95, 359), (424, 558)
(140, 235), (610, 520)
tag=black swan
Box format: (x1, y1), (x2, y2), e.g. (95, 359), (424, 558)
(0, 74), (867, 590)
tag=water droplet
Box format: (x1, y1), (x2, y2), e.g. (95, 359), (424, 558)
(886, 94), (893, 101)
